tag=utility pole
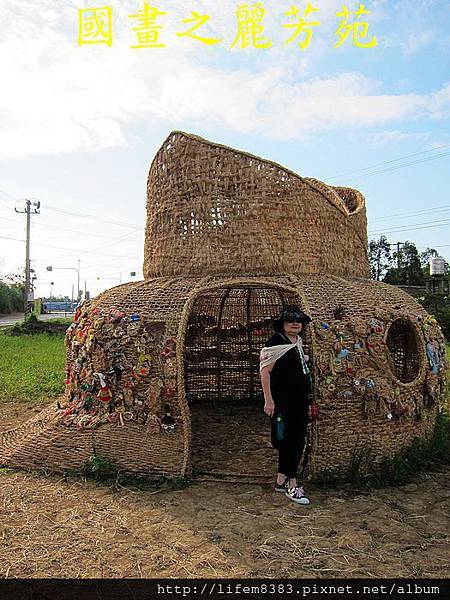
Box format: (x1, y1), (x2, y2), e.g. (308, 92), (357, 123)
(15, 199), (40, 315)
(389, 241), (405, 269)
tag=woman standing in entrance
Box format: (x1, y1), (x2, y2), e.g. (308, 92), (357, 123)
(260, 305), (313, 505)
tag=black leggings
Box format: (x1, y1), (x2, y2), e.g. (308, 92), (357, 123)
(276, 414), (308, 479)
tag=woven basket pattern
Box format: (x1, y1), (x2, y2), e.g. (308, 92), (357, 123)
(143, 132), (369, 279)
(1, 132), (447, 480)
(1, 274), (446, 479)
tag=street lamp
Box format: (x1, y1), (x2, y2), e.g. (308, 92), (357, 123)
(48, 281), (54, 312)
(96, 276), (121, 284)
(96, 272), (138, 285)
(47, 262), (80, 311)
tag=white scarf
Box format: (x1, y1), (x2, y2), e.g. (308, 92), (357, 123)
(259, 334), (310, 375)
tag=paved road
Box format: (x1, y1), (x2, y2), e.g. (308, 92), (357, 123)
(0, 312), (74, 327)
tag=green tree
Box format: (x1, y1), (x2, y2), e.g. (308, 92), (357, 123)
(418, 294), (450, 340)
(0, 280), (24, 314)
(368, 235), (392, 281)
(0, 269), (25, 314)
(384, 241), (424, 285)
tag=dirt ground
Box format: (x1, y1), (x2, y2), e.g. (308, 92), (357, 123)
(1, 400), (449, 579)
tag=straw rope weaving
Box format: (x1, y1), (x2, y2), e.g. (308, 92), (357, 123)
(0, 131), (447, 480)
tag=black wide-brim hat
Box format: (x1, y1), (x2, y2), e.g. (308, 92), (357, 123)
(273, 305), (312, 330)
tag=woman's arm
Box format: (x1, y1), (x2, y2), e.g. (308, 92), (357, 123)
(260, 363), (275, 417)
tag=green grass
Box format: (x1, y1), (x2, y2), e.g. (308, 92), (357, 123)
(5, 314), (72, 336)
(374, 411), (450, 484)
(0, 331), (66, 402)
(80, 451), (193, 491)
(314, 410), (450, 489)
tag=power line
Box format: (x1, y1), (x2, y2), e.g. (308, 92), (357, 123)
(326, 144), (450, 181)
(369, 205), (450, 223)
(370, 216), (450, 232)
(1, 204), (142, 259)
(0, 234), (26, 242)
(331, 150), (450, 183)
(5, 194), (449, 234)
(0, 197), (13, 208)
(81, 258), (144, 276)
(3, 217), (447, 252)
(370, 218), (450, 236)
(59, 229), (142, 260)
(0, 234), (139, 258)
(45, 204), (144, 231)
(417, 244), (450, 249)
(1, 188), (144, 230)
(1, 214), (144, 250)
(1, 215), (22, 223)
(0, 188), (18, 203)
(33, 220), (140, 241)
(2, 146), (449, 238)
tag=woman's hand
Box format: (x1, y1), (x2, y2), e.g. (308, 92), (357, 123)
(264, 398), (275, 417)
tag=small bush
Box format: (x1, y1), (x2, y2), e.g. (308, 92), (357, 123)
(347, 446), (377, 484)
(81, 451), (192, 491)
(313, 467), (343, 485)
(82, 453), (119, 481)
(313, 411), (450, 489)
(6, 315), (71, 336)
(418, 294), (450, 340)
(353, 411), (449, 488)
(0, 282), (23, 314)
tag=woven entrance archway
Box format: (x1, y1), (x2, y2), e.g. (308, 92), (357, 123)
(184, 284), (313, 477)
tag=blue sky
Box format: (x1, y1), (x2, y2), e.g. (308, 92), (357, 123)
(0, 0), (449, 298)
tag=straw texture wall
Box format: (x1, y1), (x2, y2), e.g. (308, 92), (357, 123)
(143, 131), (370, 279)
(1, 275), (446, 479)
(0, 131), (447, 480)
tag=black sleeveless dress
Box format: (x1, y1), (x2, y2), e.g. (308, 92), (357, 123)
(264, 331), (311, 450)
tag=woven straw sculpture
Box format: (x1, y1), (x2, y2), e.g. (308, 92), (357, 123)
(0, 131), (447, 480)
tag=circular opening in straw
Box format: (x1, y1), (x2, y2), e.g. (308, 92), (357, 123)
(385, 318), (421, 383)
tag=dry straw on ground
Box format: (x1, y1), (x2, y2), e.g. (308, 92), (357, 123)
(0, 460), (449, 578)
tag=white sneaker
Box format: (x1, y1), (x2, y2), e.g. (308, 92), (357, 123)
(285, 485), (310, 505)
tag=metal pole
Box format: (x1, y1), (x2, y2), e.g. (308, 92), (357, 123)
(388, 242), (404, 271)
(15, 199), (40, 316)
(71, 284), (74, 314)
(24, 200), (31, 314)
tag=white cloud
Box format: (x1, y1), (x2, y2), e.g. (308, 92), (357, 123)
(429, 83), (450, 119)
(0, 0), (448, 157)
(399, 29), (434, 55)
(366, 130), (432, 145)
